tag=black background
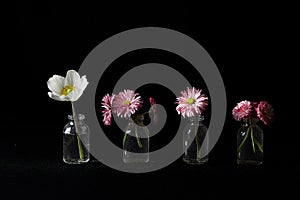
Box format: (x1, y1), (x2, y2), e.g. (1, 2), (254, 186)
(2, 1), (298, 198)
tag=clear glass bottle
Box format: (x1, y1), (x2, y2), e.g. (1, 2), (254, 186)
(183, 115), (208, 164)
(237, 118), (263, 165)
(63, 114), (90, 164)
(123, 116), (150, 163)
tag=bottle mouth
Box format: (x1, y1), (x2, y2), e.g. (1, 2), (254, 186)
(189, 115), (204, 121)
(130, 114), (145, 126)
(68, 114), (85, 120)
(242, 117), (258, 124)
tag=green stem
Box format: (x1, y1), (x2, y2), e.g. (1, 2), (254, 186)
(237, 126), (250, 155)
(250, 126), (256, 154)
(140, 111), (150, 116)
(71, 102), (84, 160)
(254, 137), (263, 153)
(123, 132), (127, 148)
(135, 125), (143, 149)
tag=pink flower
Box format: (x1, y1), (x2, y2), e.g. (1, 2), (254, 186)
(232, 100), (252, 121)
(101, 93), (115, 125)
(149, 97), (156, 107)
(149, 97), (158, 123)
(256, 101), (274, 125)
(113, 89), (142, 118)
(249, 101), (258, 118)
(175, 87), (208, 118)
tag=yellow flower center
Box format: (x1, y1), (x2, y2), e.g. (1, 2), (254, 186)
(187, 98), (195, 105)
(61, 85), (75, 96)
(123, 100), (131, 106)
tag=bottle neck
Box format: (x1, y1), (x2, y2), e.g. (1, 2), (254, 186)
(243, 117), (258, 126)
(130, 115), (144, 126)
(68, 114), (85, 123)
(188, 115), (204, 123)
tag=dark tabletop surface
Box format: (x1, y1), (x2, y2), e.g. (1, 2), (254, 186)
(1, 154), (299, 198)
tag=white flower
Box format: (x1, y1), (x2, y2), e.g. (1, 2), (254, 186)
(47, 70), (89, 101)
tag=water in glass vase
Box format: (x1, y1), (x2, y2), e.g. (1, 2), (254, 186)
(63, 114), (90, 164)
(237, 118), (263, 165)
(183, 116), (209, 164)
(123, 118), (150, 163)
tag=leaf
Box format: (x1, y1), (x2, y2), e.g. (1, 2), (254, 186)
(250, 127), (256, 154)
(237, 127), (250, 155)
(254, 137), (263, 153)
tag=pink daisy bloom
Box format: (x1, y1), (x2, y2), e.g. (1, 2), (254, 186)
(249, 101), (258, 118)
(113, 89), (142, 118)
(176, 87), (208, 118)
(232, 100), (252, 121)
(101, 93), (115, 125)
(256, 101), (274, 125)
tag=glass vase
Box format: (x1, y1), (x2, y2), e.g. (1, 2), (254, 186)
(123, 116), (150, 163)
(63, 114), (90, 164)
(183, 115), (209, 164)
(237, 118), (263, 165)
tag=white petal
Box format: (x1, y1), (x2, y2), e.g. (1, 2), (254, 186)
(69, 75), (89, 101)
(64, 70), (80, 87)
(47, 75), (64, 95)
(67, 89), (81, 101)
(68, 87), (82, 101)
(78, 75), (89, 91)
(48, 92), (68, 101)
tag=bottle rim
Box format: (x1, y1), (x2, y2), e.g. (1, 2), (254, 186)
(68, 114), (85, 120)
